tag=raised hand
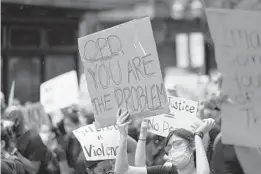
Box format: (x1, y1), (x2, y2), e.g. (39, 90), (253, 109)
(196, 118), (215, 135)
(116, 109), (131, 136)
(140, 119), (149, 134)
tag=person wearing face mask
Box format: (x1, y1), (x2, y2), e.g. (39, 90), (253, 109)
(114, 109), (215, 174)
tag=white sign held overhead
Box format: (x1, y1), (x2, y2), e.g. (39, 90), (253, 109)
(78, 17), (169, 127)
(147, 96), (200, 137)
(73, 124), (120, 161)
(168, 96), (198, 116)
(40, 71), (79, 113)
(78, 74), (93, 112)
(147, 114), (202, 137)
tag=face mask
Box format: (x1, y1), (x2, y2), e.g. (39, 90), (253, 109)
(168, 145), (193, 168)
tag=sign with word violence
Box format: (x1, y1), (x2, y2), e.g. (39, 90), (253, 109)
(206, 8), (261, 147)
(78, 17), (169, 127)
(73, 124), (120, 161)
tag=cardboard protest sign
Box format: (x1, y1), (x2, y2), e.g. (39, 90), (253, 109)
(73, 124), (120, 161)
(40, 71), (79, 113)
(21, 103), (51, 131)
(8, 81), (15, 106)
(147, 114), (176, 137)
(168, 96), (198, 116)
(206, 8), (261, 147)
(78, 17), (169, 127)
(147, 96), (200, 137)
(235, 146), (261, 174)
(147, 114), (202, 137)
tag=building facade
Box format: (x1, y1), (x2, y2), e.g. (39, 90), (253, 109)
(1, 0), (216, 104)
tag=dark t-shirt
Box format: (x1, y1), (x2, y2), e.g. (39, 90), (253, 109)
(14, 158), (25, 174)
(16, 129), (48, 174)
(1, 158), (16, 174)
(147, 165), (178, 174)
(63, 133), (82, 169)
(211, 137), (244, 174)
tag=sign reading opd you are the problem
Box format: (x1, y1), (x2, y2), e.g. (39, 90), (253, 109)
(78, 17), (169, 127)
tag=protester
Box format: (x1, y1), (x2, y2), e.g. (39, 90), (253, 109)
(75, 134), (137, 174)
(145, 134), (166, 166)
(56, 107), (82, 170)
(3, 106), (49, 174)
(39, 124), (72, 174)
(77, 107), (95, 127)
(1, 125), (25, 174)
(1, 156), (17, 174)
(58, 107), (81, 136)
(114, 109), (215, 174)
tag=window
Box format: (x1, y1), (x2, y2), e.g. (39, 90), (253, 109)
(10, 28), (41, 47)
(8, 56), (41, 103)
(44, 54), (76, 81)
(176, 33), (189, 68)
(175, 32), (205, 68)
(190, 32), (205, 68)
(47, 28), (75, 46)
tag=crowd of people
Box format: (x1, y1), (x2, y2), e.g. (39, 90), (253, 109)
(1, 72), (246, 174)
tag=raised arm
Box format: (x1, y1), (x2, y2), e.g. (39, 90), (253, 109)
(195, 118), (215, 174)
(93, 116), (137, 166)
(135, 119), (149, 167)
(127, 136), (137, 165)
(115, 109), (147, 174)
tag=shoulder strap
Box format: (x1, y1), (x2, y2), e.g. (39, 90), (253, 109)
(213, 132), (222, 151)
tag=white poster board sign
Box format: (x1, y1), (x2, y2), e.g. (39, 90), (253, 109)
(168, 96), (198, 116)
(73, 124), (120, 161)
(40, 71), (79, 113)
(78, 74), (93, 112)
(147, 114), (202, 137)
(147, 97), (199, 137)
(206, 8), (261, 147)
(78, 17), (169, 127)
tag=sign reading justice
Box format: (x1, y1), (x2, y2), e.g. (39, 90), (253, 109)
(147, 96), (199, 137)
(78, 18), (169, 127)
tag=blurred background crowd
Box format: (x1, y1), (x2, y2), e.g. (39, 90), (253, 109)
(1, 0), (261, 174)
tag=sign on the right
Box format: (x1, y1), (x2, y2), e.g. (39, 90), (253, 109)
(206, 8), (261, 147)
